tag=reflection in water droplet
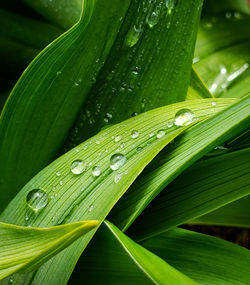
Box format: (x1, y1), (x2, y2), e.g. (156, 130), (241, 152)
(26, 189), (48, 211)
(114, 135), (122, 143)
(88, 205), (94, 212)
(131, 130), (139, 139)
(71, 160), (87, 175)
(174, 109), (196, 126)
(156, 130), (166, 139)
(110, 154), (127, 170)
(92, 166), (102, 177)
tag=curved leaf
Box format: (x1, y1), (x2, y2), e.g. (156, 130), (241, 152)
(127, 146), (250, 241)
(0, 0), (131, 212)
(0, 221), (98, 280)
(140, 228), (250, 285)
(70, 221), (197, 285)
(0, 99), (211, 284)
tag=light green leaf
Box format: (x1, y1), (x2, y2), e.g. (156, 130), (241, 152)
(0, 221), (99, 280)
(70, 221), (197, 285)
(0, 0), (131, 212)
(127, 146), (250, 241)
(140, 228), (250, 285)
(192, 195), (250, 228)
(63, 0), (203, 148)
(108, 96), (247, 232)
(0, 99), (227, 285)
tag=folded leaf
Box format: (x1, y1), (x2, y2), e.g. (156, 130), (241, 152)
(0, 221), (99, 280)
(70, 221), (197, 285)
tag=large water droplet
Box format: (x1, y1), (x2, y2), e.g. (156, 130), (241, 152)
(131, 130), (139, 139)
(92, 166), (102, 177)
(26, 189), (48, 211)
(156, 130), (166, 138)
(71, 160), (87, 175)
(174, 109), (196, 126)
(110, 154), (127, 170)
(125, 25), (143, 47)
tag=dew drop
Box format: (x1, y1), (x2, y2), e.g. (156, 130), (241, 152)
(104, 113), (112, 123)
(136, 147), (143, 152)
(26, 189), (48, 211)
(131, 130), (139, 139)
(156, 130), (166, 139)
(125, 25), (143, 47)
(70, 160), (87, 175)
(114, 173), (122, 183)
(110, 154), (127, 170)
(8, 276), (14, 284)
(114, 135), (122, 143)
(211, 101), (217, 107)
(92, 166), (102, 177)
(88, 205), (94, 212)
(131, 112), (139, 117)
(56, 171), (61, 177)
(174, 109), (196, 126)
(166, 0), (178, 9)
(146, 11), (159, 28)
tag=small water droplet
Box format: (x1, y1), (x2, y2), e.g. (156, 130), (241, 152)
(132, 112), (139, 117)
(59, 181), (63, 186)
(166, 0), (178, 9)
(147, 11), (159, 28)
(174, 109), (196, 126)
(26, 189), (48, 211)
(156, 130), (166, 138)
(71, 160), (87, 175)
(167, 121), (173, 128)
(104, 113), (112, 123)
(92, 166), (102, 177)
(114, 173), (122, 183)
(8, 276), (14, 284)
(131, 130), (139, 139)
(225, 12), (232, 19)
(149, 132), (155, 137)
(136, 147), (143, 152)
(110, 154), (127, 170)
(88, 205), (94, 212)
(211, 101), (217, 107)
(114, 135), (122, 143)
(56, 171), (61, 177)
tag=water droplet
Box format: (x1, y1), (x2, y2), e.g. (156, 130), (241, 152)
(125, 25), (143, 47)
(8, 276), (14, 284)
(167, 121), (173, 128)
(114, 135), (122, 143)
(136, 147), (143, 152)
(56, 171), (61, 177)
(110, 154), (127, 170)
(71, 160), (87, 175)
(92, 166), (102, 177)
(211, 101), (217, 107)
(174, 109), (196, 126)
(156, 130), (166, 139)
(147, 11), (159, 28)
(59, 181), (63, 186)
(114, 173), (122, 183)
(166, 0), (178, 9)
(131, 130), (139, 139)
(225, 12), (232, 19)
(88, 205), (94, 212)
(104, 113), (112, 123)
(149, 132), (155, 137)
(26, 189), (48, 211)
(132, 112), (139, 117)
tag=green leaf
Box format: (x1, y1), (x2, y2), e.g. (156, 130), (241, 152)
(140, 227), (250, 285)
(0, 99), (210, 285)
(127, 146), (250, 241)
(192, 195), (250, 228)
(70, 221), (197, 285)
(0, 220), (99, 280)
(23, 0), (82, 30)
(63, 0), (203, 148)
(0, 0), (131, 212)
(108, 97), (246, 232)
